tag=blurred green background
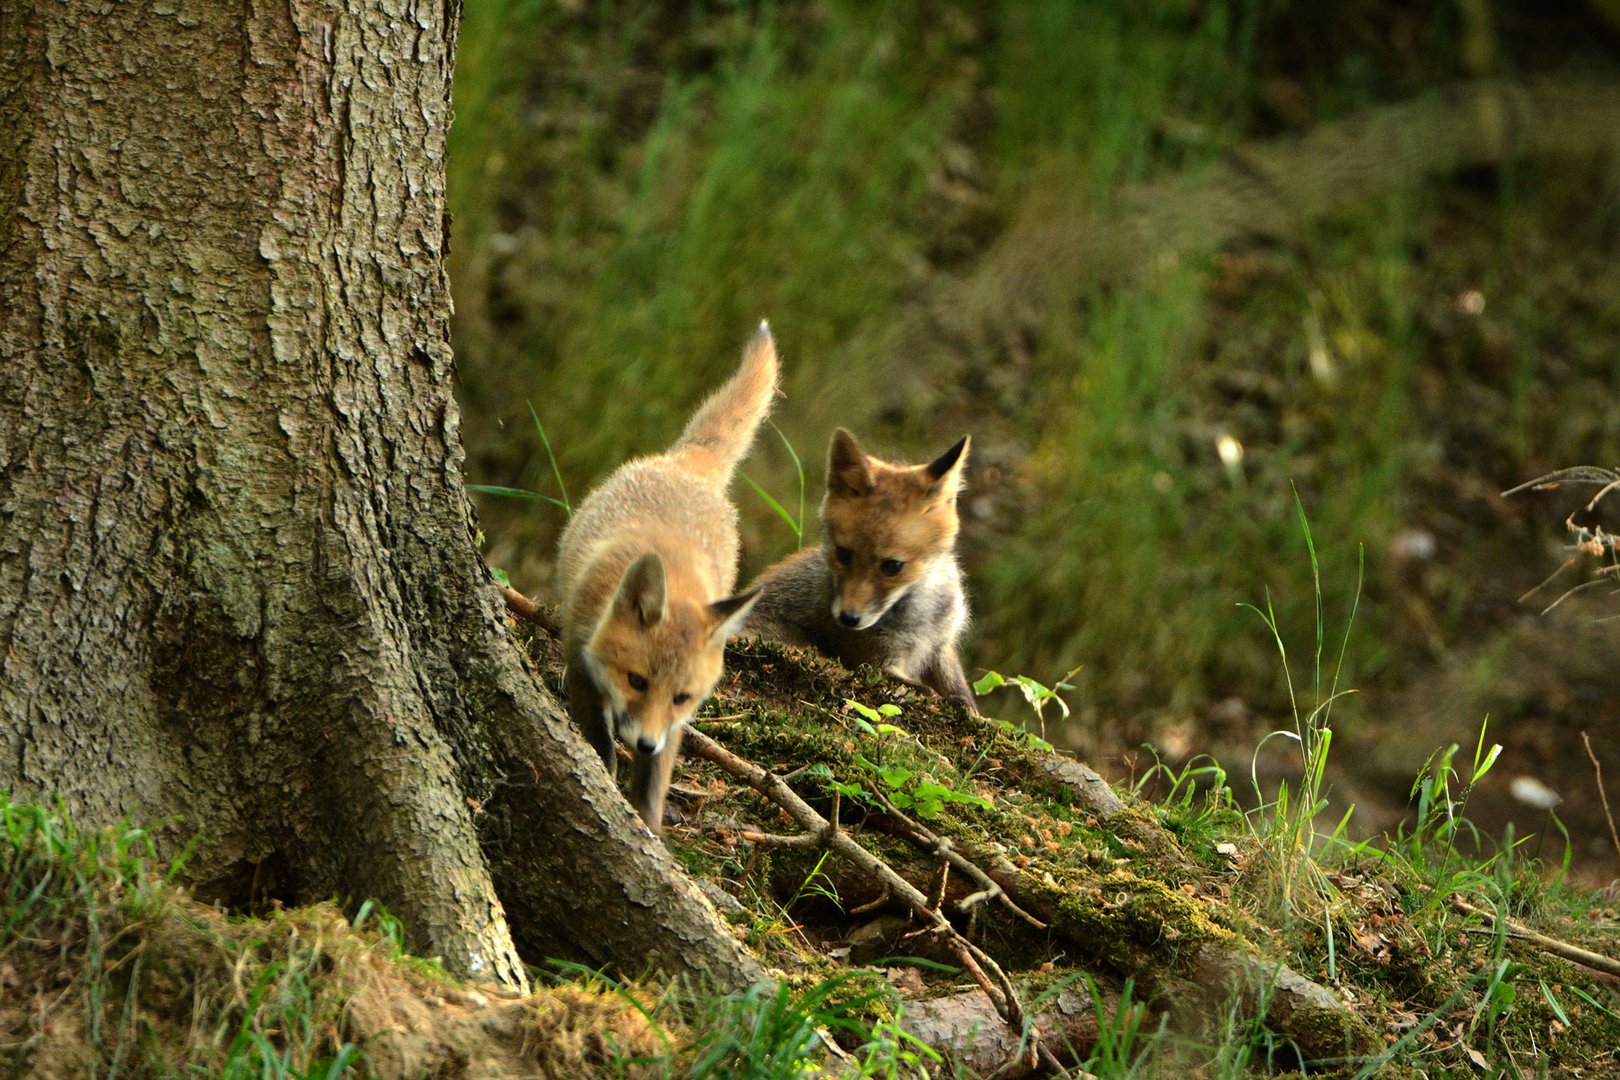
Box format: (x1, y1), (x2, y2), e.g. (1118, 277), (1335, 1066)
(448, 1), (1620, 869)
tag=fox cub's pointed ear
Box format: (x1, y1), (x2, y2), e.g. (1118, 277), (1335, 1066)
(707, 587), (762, 643)
(827, 428), (875, 497)
(924, 435), (970, 500)
(613, 553), (668, 628)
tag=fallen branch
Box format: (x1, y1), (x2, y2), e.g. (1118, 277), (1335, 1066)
(865, 788), (1048, 931)
(1451, 897), (1620, 980)
(683, 728), (1065, 1076)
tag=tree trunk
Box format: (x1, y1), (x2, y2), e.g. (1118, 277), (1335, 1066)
(0, 0), (758, 993)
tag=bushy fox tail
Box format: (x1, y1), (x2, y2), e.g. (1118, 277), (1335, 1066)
(672, 321), (780, 478)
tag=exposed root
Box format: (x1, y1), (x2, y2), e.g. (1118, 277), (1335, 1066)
(499, 583), (558, 634)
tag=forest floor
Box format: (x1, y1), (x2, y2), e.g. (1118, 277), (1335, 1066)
(7, 621), (1620, 1076)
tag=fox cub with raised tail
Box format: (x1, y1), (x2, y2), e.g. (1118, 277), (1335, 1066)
(744, 428), (977, 713)
(556, 324), (778, 833)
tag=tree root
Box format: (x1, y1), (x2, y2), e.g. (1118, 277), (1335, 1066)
(900, 980), (1132, 1078)
(498, 583), (551, 631)
(960, 840), (1380, 1064)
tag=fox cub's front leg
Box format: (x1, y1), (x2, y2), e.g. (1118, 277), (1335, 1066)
(922, 648), (979, 716)
(565, 656), (617, 775)
(628, 728), (685, 835)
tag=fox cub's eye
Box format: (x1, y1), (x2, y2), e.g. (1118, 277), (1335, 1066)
(627, 672), (648, 692)
(834, 546), (853, 567)
(879, 558), (905, 577)
(673, 692), (692, 705)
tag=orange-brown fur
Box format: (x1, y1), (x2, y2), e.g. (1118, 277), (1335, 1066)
(557, 325), (778, 832)
(745, 428), (977, 712)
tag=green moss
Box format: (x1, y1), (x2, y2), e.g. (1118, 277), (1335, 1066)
(1034, 872), (1242, 974)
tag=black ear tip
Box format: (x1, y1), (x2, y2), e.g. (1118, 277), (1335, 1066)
(927, 435), (970, 479)
(711, 587), (762, 618)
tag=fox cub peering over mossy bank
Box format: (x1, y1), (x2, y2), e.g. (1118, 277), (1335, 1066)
(745, 428), (977, 714)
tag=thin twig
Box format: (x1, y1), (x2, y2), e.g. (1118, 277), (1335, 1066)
(1451, 897), (1620, 979)
(867, 788), (1049, 931)
(1582, 732), (1620, 876)
(848, 886), (892, 915)
(926, 860), (951, 913)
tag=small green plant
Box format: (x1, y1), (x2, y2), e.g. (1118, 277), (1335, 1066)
(1133, 750), (1231, 810)
(785, 852), (840, 912)
(839, 699), (992, 820)
(1237, 494), (1363, 934)
(972, 667), (1079, 753)
(744, 421), (808, 549)
(1075, 976), (1164, 1078)
(1391, 718), (1506, 916)
(851, 754), (993, 821)
(351, 896), (407, 954)
(467, 402), (573, 515)
(844, 697), (908, 738)
(973, 666), (1078, 745)
(680, 970), (939, 1079)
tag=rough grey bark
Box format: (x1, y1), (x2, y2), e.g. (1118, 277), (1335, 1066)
(0, 0), (759, 993)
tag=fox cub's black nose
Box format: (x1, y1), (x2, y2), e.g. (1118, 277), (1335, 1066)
(635, 736), (658, 755)
(838, 611), (862, 628)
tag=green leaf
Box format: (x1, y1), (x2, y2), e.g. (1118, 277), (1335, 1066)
(845, 699), (881, 723)
(973, 671), (1007, 695)
(743, 473), (802, 546)
(467, 484), (570, 512)
(874, 723), (908, 738)
(879, 767), (913, 789)
(527, 401), (572, 516)
(489, 566), (511, 587)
